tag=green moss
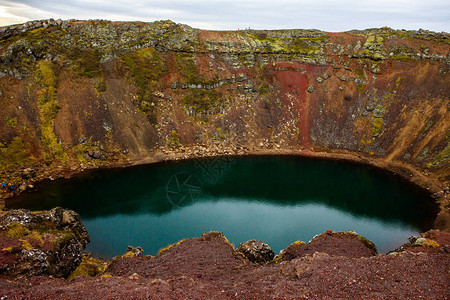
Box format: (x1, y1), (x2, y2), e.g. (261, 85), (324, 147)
(20, 239), (34, 250)
(416, 147), (429, 161)
(35, 60), (68, 163)
(258, 82), (270, 94)
(182, 89), (222, 116)
(371, 117), (384, 137)
(246, 32), (327, 56)
(0, 136), (35, 170)
(361, 35), (386, 60)
(71, 140), (102, 162)
(175, 52), (200, 83)
(123, 48), (166, 85)
(66, 48), (103, 78)
(168, 130), (181, 149)
(426, 142), (450, 168)
(122, 48), (167, 122)
(213, 127), (229, 141)
(96, 79), (107, 94)
(357, 82), (367, 94)
(390, 54), (411, 61)
(7, 222), (31, 238)
(420, 120), (434, 137)
(57, 232), (75, 246)
(358, 235), (377, 252)
(421, 239), (440, 248)
(68, 254), (108, 280)
(157, 239), (186, 256)
(4, 116), (18, 129)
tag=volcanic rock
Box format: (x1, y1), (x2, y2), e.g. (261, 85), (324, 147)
(237, 240), (275, 263)
(0, 208), (90, 278)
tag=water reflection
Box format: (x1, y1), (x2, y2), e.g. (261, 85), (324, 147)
(8, 155), (438, 258)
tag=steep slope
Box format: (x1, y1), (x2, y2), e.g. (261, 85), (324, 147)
(0, 19), (449, 226)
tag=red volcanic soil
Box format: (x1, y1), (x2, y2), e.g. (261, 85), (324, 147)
(0, 231), (448, 299)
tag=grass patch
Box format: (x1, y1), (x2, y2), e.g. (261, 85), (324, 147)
(35, 60), (68, 163)
(158, 239), (186, 256)
(68, 254), (108, 280)
(168, 130), (181, 149)
(371, 117), (384, 137)
(175, 52), (200, 83)
(0, 137), (35, 170)
(7, 222), (31, 238)
(122, 48), (167, 123)
(66, 48), (103, 78)
(426, 142), (450, 168)
(182, 89), (222, 116)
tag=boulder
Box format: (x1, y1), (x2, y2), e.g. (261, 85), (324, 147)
(0, 208), (90, 278)
(237, 240), (274, 263)
(92, 151), (103, 159)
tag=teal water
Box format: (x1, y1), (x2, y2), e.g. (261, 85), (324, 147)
(8, 155), (437, 258)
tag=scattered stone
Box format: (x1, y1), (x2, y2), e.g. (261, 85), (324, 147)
(92, 151), (103, 159)
(307, 86), (314, 93)
(372, 105), (386, 118)
(431, 190), (445, 199)
(78, 137), (87, 144)
(280, 252), (329, 278)
(237, 240), (274, 263)
(236, 74), (248, 82)
(21, 168), (36, 179)
(316, 77), (323, 83)
(366, 101), (377, 111)
(125, 246), (144, 257)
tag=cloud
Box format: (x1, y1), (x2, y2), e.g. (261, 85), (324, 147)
(0, 0), (448, 32)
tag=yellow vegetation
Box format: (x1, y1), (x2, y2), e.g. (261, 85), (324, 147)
(421, 239), (440, 248)
(20, 239), (34, 250)
(7, 222), (30, 238)
(35, 61), (68, 162)
(157, 239), (186, 256)
(68, 254), (109, 280)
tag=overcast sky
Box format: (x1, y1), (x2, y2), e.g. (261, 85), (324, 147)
(0, 0), (448, 32)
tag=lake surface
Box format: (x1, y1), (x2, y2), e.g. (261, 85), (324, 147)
(8, 155), (438, 258)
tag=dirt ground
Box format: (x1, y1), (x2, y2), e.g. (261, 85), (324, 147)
(0, 231), (448, 299)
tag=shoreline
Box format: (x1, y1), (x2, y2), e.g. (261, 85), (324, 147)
(3, 146), (448, 231)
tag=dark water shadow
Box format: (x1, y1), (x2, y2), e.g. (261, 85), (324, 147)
(8, 155), (437, 232)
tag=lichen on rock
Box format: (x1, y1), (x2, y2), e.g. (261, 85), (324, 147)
(0, 207), (89, 278)
(237, 239), (275, 263)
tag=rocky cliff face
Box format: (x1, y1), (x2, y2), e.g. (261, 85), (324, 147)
(0, 207), (89, 278)
(0, 20), (448, 209)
